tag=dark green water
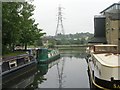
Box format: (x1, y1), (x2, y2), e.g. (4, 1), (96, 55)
(2, 50), (90, 89)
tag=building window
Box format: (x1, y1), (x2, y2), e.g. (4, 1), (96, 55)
(118, 4), (120, 9)
(111, 28), (115, 30)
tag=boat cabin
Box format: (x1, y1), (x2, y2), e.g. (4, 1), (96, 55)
(2, 54), (34, 73)
(91, 45), (118, 54)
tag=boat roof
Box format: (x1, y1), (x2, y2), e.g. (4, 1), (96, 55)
(2, 54), (30, 62)
(93, 53), (120, 67)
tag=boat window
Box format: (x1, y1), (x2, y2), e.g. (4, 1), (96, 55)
(112, 46), (117, 52)
(10, 64), (16, 68)
(48, 53), (51, 58)
(2, 62), (10, 72)
(24, 56), (30, 62)
(17, 58), (24, 66)
(9, 60), (17, 68)
(29, 56), (32, 60)
(119, 5), (120, 9)
(94, 46), (117, 53)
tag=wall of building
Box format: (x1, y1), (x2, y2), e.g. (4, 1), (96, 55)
(106, 18), (118, 44)
(101, 3), (120, 53)
(105, 17), (120, 53)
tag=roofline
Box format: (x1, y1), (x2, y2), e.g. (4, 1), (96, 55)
(94, 15), (106, 18)
(100, 3), (120, 14)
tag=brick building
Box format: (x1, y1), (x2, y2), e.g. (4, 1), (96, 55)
(100, 3), (120, 53)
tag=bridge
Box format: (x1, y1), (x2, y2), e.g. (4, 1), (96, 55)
(54, 45), (90, 50)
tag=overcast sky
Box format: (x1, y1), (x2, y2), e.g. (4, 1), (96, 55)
(32, 0), (120, 36)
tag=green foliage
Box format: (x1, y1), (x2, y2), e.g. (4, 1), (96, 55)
(2, 2), (45, 54)
(2, 2), (22, 53)
(35, 38), (43, 47)
(54, 32), (93, 45)
(48, 39), (56, 48)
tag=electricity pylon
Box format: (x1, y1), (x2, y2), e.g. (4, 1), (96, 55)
(55, 5), (65, 36)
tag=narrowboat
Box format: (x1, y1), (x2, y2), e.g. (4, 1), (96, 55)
(86, 45), (120, 89)
(2, 52), (37, 76)
(36, 48), (60, 64)
(2, 64), (37, 88)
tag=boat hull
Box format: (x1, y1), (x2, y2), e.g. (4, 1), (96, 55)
(2, 60), (37, 75)
(87, 61), (120, 89)
(38, 54), (60, 64)
(2, 61), (37, 88)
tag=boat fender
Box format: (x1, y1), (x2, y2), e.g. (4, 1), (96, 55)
(92, 70), (94, 78)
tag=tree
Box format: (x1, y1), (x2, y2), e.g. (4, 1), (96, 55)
(2, 2), (23, 53)
(80, 38), (85, 44)
(19, 2), (45, 50)
(2, 2), (45, 54)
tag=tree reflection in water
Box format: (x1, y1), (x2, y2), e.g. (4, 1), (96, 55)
(60, 49), (87, 59)
(27, 64), (48, 89)
(27, 59), (61, 89)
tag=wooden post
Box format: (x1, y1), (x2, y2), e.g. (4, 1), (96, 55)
(118, 20), (120, 54)
(118, 41), (120, 54)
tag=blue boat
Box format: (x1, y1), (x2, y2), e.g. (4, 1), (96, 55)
(2, 51), (37, 76)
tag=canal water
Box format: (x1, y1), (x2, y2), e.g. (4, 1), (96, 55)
(2, 50), (90, 89)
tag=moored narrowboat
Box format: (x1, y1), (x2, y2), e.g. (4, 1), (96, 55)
(87, 45), (120, 89)
(2, 63), (37, 88)
(36, 48), (60, 64)
(2, 53), (37, 76)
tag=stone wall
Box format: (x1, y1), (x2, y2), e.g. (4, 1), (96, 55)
(106, 17), (120, 53)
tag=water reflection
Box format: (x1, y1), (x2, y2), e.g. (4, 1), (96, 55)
(3, 50), (91, 89)
(29, 50), (90, 88)
(60, 50), (87, 58)
(26, 64), (48, 89)
(26, 58), (61, 89)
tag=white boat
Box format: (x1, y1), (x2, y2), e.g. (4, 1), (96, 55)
(86, 44), (120, 89)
